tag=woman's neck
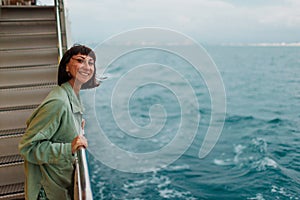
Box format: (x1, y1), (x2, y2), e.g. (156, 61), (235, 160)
(68, 79), (82, 95)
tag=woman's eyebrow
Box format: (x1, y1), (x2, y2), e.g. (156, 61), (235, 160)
(75, 55), (87, 59)
(75, 55), (93, 60)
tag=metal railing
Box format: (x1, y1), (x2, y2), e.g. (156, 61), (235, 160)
(73, 119), (93, 200)
(54, 1), (93, 199)
(54, 0), (63, 59)
(75, 148), (93, 200)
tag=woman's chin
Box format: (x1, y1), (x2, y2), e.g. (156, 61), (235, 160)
(76, 77), (91, 85)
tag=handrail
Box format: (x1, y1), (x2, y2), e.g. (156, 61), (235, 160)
(74, 125), (93, 200)
(75, 148), (93, 200)
(53, 1), (93, 199)
(54, 0), (63, 59)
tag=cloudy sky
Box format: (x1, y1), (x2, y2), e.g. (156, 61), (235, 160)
(62, 0), (300, 45)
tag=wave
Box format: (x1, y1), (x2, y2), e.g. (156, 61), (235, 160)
(225, 115), (255, 123)
(267, 118), (282, 124)
(122, 171), (196, 200)
(213, 137), (278, 171)
(225, 114), (293, 128)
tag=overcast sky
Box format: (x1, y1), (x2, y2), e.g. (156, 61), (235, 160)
(63, 0), (300, 45)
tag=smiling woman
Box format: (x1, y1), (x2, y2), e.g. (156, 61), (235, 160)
(19, 45), (99, 200)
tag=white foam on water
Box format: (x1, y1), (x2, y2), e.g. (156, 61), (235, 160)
(271, 185), (299, 199)
(158, 188), (196, 200)
(166, 164), (190, 171)
(233, 144), (246, 163)
(247, 193), (265, 200)
(255, 157), (278, 171)
(213, 158), (234, 166)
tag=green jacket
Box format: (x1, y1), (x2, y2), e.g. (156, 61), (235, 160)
(19, 82), (83, 200)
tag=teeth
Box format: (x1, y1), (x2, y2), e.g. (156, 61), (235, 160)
(79, 72), (89, 76)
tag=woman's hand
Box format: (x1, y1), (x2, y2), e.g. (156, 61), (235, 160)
(71, 134), (88, 154)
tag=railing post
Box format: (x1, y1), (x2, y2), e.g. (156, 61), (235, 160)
(54, 1), (93, 199)
(77, 149), (93, 200)
(74, 123), (93, 200)
(54, 0), (63, 60)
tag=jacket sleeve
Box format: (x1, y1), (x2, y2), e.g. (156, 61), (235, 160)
(19, 98), (75, 165)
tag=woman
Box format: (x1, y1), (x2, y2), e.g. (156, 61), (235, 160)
(19, 45), (99, 200)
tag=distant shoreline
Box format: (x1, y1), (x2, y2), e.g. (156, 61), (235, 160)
(221, 42), (300, 47)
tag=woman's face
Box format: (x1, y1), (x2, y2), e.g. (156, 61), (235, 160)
(67, 53), (95, 85)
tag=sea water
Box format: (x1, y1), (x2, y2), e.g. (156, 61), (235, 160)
(82, 45), (300, 199)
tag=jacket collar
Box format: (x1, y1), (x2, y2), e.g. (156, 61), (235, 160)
(61, 82), (84, 114)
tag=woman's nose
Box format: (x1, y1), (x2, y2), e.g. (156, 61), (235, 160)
(82, 61), (93, 69)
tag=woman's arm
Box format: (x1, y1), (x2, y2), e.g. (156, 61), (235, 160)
(19, 99), (75, 165)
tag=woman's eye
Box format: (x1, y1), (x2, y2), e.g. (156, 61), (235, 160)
(76, 59), (84, 63)
(88, 61), (95, 66)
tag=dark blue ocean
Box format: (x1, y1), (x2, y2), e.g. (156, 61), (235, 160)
(82, 45), (300, 199)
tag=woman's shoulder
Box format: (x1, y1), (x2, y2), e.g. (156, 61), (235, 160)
(25, 85), (68, 126)
(50, 84), (69, 97)
(42, 85), (69, 106)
